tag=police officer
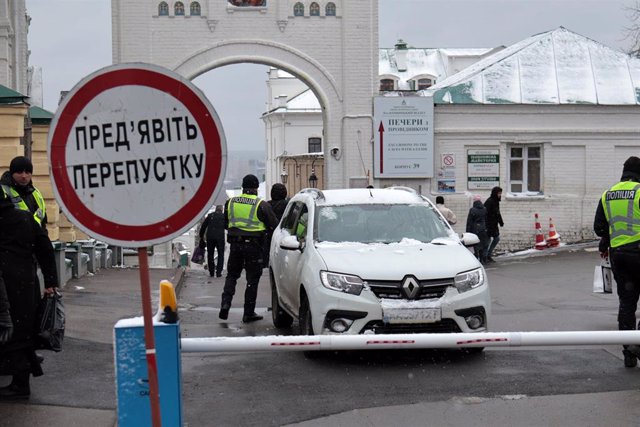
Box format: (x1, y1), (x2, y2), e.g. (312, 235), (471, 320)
(0, 156), (47, 232)
(594, 156), (640, 368)
(219, 174), (277, 323)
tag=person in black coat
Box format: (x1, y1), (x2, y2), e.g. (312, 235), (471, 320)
(466, 195), (489, 264)
(0, 189), (58, 400)
(484, 186), (504, 263)
(263, 183), (289, 267)
(200, 205), (226, 277)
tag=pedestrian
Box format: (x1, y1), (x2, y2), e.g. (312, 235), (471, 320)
(435, 195), (457, 225)
(263, 183), (289, 267)
(0, 156), (47, 232)
(0, 188), (58, 400)
(219, 174), (277, 323)
(484, 186), (504, 263)
(594, 156), (640, 368)
(199, 205), (226, 277)
(466, 195), (489, 263)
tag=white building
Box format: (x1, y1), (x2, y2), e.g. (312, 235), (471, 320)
(0, 0), (29, 94)
(268, 28), (640, 250)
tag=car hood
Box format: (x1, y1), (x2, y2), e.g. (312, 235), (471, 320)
(315, 238), (480, 280)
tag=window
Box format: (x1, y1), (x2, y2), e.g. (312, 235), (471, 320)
(509, 145), (542, 193)
(175, 1), (185, 15)
(325, 2), (336, 16)
(158, 2), (169, 15)
(293, 2), (304, 16)
(310, 2), (320, 16)
(416, 78), (434, 90)
(308, 137), (322, 153)
(190, 1), (201, 15)
(379, 79), (395, 91)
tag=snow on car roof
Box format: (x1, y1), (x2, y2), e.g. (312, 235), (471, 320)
(312, 188), (427, 205)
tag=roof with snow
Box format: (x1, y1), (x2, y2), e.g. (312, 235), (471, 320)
(379, 46), (500, 91)
(428, 27), (640, 105)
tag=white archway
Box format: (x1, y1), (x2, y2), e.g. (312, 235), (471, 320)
(112, 0), (377, 189)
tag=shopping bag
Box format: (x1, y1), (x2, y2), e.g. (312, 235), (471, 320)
(593, 265), (604, 293)
(601, 265), (614, 294)
(191, 243), (206, 264)
(36, 290), (65, 352)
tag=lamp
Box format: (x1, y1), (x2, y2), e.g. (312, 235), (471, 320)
(281, 157), (299, 185)
(308, 158), (318, 188)
(308, 170), (318, 188)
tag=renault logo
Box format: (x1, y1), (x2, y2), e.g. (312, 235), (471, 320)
(402, 276), (420, 299)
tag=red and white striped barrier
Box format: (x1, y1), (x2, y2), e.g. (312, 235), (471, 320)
(180, 330), (640, 353)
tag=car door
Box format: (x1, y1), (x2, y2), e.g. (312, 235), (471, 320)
(272, 202), (303, 311)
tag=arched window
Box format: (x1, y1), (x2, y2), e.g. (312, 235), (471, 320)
(325, 2), (336, 16)
(416, 78), (434, 90)
(190, 2), (201, 15)
(379, 79), (395, 92)
(158, 1), (169, 16)
(293, 2), (304, 16)
(175, 1), (185, 16)
(310, 2), (320, 16)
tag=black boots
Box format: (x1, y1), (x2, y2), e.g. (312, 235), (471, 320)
(242, 313), (263, 323)
(624, 345), (640, 368)
(0, 373), (30, 400)
(219, 303), (230, 320)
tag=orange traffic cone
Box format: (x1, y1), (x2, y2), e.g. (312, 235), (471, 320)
(547, 217), (560, 248)
(534, 213), (547, 250)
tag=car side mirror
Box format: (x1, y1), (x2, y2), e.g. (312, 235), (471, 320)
(460, 232), (480, 247)
(280, 235), (302, 251)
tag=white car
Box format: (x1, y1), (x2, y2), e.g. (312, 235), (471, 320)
(269, 187), (490, 344)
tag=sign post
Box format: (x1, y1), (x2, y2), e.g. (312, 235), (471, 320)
(47, 63), (227, 426)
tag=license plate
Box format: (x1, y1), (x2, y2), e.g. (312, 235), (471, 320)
(383, 308), (441, 324)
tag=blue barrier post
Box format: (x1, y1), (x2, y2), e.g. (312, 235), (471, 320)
(114, 318), (182, 426)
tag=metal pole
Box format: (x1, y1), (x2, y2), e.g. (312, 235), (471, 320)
(138, 248), (162, 427)
(181, 330), (640, 353)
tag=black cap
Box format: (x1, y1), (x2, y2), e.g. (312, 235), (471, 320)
(242, 174), (260, 189)
(270, 183), (287, 201)
(623, 156), (640, 176)
(9, 156), (33, 174)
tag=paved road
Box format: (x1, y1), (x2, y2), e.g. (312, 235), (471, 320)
(3, 245), (640, 426)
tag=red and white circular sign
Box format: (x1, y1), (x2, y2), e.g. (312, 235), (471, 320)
(48, 63), (227, 247)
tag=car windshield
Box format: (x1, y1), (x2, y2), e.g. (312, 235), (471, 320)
(316, 203), (450, 244)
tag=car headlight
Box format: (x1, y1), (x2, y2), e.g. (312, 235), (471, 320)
(454, 268), (485, 293)
(320, 271), (364, 295)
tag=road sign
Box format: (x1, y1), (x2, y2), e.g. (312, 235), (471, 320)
(48, 63), (227, 247)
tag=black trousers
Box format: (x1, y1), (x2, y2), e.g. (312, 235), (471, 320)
(222, 240), (264, 315)
(611, 248), (640, 336)
(206, 235), (225, 276)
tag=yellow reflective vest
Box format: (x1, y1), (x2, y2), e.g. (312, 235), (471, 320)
(601, 181), (640, 248)
(1, 184), (46, 226)
(228, 194), (266, 233)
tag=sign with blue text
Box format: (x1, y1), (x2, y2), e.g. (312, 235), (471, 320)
(48, 63), (227, 247)
(373, 96), (434, 178)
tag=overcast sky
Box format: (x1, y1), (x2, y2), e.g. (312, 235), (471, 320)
(27, 0), (635, 152)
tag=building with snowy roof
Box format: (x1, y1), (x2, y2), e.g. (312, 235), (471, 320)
(266, 27), (640, 250)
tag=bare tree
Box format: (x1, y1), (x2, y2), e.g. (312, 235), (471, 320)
(625, 1), (640, 56)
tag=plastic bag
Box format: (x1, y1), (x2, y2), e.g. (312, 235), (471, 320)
(191, 242), (206, 265)
(36, 290), (65, 352)
(593, 263), (614, 294)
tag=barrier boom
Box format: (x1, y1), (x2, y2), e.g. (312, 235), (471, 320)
(181, 330), (640, 353)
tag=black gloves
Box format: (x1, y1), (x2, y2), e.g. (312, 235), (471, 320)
(0, 308), (13, 344)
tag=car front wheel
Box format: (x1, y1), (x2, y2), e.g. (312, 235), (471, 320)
(298, 292), (314, 335)
(271, 270), (293, 328)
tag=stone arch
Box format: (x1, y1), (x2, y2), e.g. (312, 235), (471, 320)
(173, 39), (343, 186)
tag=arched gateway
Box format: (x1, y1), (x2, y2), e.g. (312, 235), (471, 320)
(112, 0), (378, 189)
